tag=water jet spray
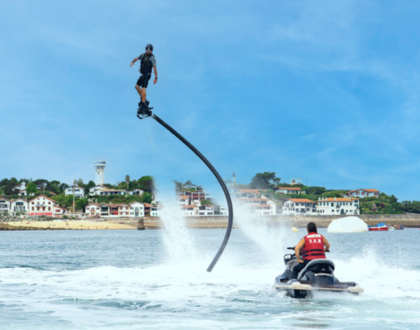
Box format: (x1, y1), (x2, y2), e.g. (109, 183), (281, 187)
(138, 112), (233, 272)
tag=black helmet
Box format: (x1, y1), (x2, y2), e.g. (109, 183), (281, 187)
(145, 44), (153, 51)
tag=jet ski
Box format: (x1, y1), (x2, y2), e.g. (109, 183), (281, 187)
(274, 247), (363, 298)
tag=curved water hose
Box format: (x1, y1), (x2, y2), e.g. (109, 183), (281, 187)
(151, 114), (233, 272)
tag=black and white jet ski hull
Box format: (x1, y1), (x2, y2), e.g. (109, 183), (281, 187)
(274, 279), (364, 298)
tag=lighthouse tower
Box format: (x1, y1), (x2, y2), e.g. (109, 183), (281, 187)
(94, 159), (106, 185)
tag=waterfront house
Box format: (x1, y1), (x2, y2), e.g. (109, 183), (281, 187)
(198, 205), (214, 216)
(89, 185), (109, 195)
(347, 189), (380, 198)
(317, 197), (359, 215)
(0, 198), (11, 215)
(86, 203), (101, 217)
(282, 198), (317, 216)
(129, 201), (144, 217)
(276, 187), (304, 194)
(10, 199), (29, 215)
(236, 189), (260, 199)
(28, 195), (65, 218)
(128, 189), (144, 196)
(143, 203), (152, 216)
(182, 204), (197, 216)
(64, 185), (85, 198)
(240, 196), (277, 215)
(150, 204), (161, 217)
(177, 195), (190, 206)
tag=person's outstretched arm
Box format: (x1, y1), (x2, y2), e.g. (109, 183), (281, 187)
(130, 58), (139, 67)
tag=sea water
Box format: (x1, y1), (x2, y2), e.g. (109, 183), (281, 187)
(0, 227), (419, 329)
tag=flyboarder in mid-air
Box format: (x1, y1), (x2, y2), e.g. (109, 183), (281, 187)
(130, 44), (158, 118)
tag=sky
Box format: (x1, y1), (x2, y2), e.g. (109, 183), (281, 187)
(1, 0), (420, 202)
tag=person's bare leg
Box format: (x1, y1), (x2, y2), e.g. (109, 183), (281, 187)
(140, 88), (147, 103)
(135, 85), (142, 98)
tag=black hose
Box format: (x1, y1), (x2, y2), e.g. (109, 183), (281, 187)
(151, 114), (233, 272)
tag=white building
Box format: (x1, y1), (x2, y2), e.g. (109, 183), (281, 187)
(10, 199), (29, 215)
(64, 185), (85, 198)
(86, 202), (145, 218)
(89, 186), (127, 196)
(316, 197), (360, 215)
(236, 189), (260, 199)
(150, 205), (161, 217)
(14, 182), (27, 196)
(177, 195), (190, 206)
(347, 189), (380, 198)
(0, 198), (11, 215)
(198, 205), (214, 216)
(28, 195), (65, 218)
(128, 189), (144, 196)
(240, 196), (277, 215)
(276, 187), (304, 194)
(282, 198), (317, 216)
(129, 201), (145, 217)
(182, 205), (197, 216)
(86, 203), (101, 217)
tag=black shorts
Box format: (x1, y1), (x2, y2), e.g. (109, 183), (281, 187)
(137, 73), (151, 88)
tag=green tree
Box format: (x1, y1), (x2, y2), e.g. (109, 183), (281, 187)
(35, 179), (48, 193)
(173, 180), (183, 193)
(249, 172), (281, 189)
(59, 183), (69, 192)
(201, 199), (212, 206)
(125, 175), (130, 191)
(47, 180), (61, 194)
(26, 181), (38, 194)
(321, 190), (347, 198)
(85, 180), (96, 195)
(142, 192), (152, 203)
(76, 198), (89, 211)
(138, 176), (155, 193)
(307, 186), (326, 195)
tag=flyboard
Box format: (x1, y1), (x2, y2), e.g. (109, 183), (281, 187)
(137, 105), (233, 272)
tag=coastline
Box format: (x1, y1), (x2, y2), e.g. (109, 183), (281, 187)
(1, 213), (420, 230)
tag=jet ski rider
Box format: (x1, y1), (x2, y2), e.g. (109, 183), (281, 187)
(130, 43), (158, 111)
(292, 222), (331, 279)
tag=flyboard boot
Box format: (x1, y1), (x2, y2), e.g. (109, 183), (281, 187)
(137, 100), (153, 119)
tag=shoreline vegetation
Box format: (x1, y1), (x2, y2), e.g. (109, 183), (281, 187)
(2, 214), (420, 231)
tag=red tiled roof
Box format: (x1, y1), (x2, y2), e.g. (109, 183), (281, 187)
(278, 187), (301, 190)
(320, 198), (358, 202)
(28, 194), (58, 204)
(182, 205), (196, 209)
(288, 199), (315, 203)
(348, 189), (379, 193)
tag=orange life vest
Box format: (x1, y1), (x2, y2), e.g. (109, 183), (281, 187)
(302, 232), (326, 260)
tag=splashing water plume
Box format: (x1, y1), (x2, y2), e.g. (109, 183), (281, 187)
(157, 192), (197, 263)
(233, 200), (296, 266)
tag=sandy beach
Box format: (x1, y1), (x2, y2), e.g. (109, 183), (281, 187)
(5, 220), (136, 230)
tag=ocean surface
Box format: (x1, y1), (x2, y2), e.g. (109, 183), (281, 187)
(0, 224), (419, 329)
